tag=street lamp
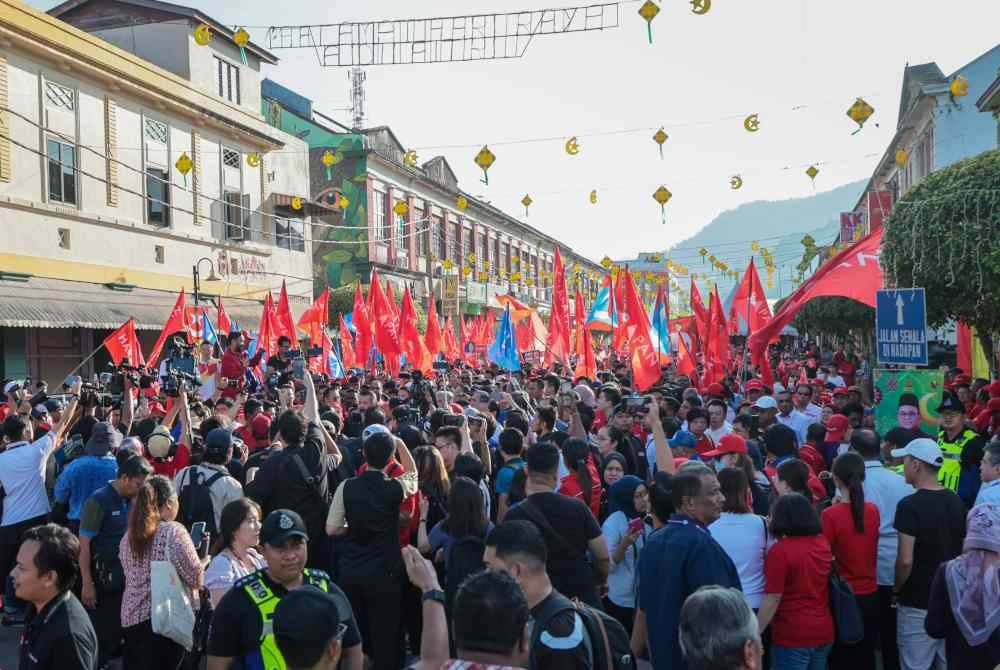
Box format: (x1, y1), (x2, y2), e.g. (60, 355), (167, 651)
(192, 257), (221, 307)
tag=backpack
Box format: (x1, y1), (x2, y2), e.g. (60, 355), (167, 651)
(444, 534), (486, 617)
(178, 467), (226, 535)
(529, 591), (637, 670)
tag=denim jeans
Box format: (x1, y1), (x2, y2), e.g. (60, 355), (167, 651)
(771, 643), (832, 670)
(897, 605), (946, 670)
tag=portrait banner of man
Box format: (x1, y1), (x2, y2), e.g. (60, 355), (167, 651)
(873, 368), (943, 435)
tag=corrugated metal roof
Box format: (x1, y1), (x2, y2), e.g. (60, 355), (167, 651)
(0, 277), (293, 330)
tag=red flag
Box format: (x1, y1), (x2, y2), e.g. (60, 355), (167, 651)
(620, 270), (661, 391)
(957, 322), (973, 374)
(103, 318), (145, 366)
(316, 330), (333, 376)
(399, 288), (431, 373)
(149, 289), (187, 364)
(257, 293), (279, 360)
(573, 288), (596, 379)
(749, 227), (883, 374)
(459, 317), (474, 363)
(183, 306), (203, 342)
(369, 273), (401, 358)
(424, 299), (445, 357)
(728, 259), (772, 336)
(674, 324), (696, 379)
(384, 280), (400, 319)
(443, 316), (461, 361)
(516, 315), (535, 353)
(275, 281), (297, 342)
(337, 315), (356, 370)
(690, 278), (709, 351)
(352, 283), (373, 369)
(544, 247), (572, 366)
(702, 287), (728, 387)
(216, 297), (232, 336)
(297, 288), (330, 348)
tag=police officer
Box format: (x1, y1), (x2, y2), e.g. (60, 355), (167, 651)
(935, 389), (985, 507)
(206, 509), (364, 670)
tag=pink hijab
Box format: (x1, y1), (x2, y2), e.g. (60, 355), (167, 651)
(945, 503), (1000, 647)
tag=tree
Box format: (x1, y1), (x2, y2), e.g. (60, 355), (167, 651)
(787, 296), (874, 338)
(882, 148), (1000, 367)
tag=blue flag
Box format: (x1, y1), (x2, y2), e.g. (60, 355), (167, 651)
(489, 306), (522, 371)
(328, 347), (345, 379)
(202, 312), (218, 346)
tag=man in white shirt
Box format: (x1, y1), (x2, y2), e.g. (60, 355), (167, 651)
(975, 442), (1000, 506)
(850, 428), (913, 670)
(825, 366), (846, 388)
(705, 400), (732, 444)
(774, 390), (811, 448)
(791, 383), (823, 424)
(0, 379), (81, 620)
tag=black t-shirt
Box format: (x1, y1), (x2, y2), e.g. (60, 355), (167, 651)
(208, 569), (361, 661)
(19, 591), (97, 670)
(505, 492), (602, 602)
(893, 488), (967, 609)
(266, 354), (290, 372)
(530, 591), (592, 670)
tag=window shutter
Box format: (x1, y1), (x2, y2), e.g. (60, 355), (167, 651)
(104, 97), (118, 205)
(241, 193), (251, 239)
(0, 56), (10, 183)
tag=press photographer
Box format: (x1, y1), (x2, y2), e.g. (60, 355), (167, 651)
(220, 331), (263, 400)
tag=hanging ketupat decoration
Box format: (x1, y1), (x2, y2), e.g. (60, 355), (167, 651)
(321, 150), (340, 180)
(521, 194), (533, 217)
(600, 256), (613, 269)
(805, 165), (819, 184)
(846, 98), (875, 135)
(653, 127), (668, 159)
(895, 148), (909, 167)
(393, 200), (409, 217)
(456, 195), (468, 211)
(638, 0), (661, 44)
(174, 152), (192, 187)
(653, 185), (672, 224)
(589, 190), (598, 204)
(474, 146), (496, 184)
(233, 27), (250, 65)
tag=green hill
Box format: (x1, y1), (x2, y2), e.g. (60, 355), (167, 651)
(668, 179), (867, 299)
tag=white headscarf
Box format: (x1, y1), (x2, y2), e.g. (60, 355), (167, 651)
(945, 503), (1000, 647)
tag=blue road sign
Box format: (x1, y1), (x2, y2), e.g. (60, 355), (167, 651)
(876, 288), (928, 366)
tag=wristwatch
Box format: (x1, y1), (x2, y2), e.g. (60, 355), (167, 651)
(421, 589), (446, 606)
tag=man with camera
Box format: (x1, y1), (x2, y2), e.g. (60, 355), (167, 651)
(220, 331), (264, 400)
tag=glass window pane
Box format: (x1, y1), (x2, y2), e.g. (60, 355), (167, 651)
(47, 140), (61, 201)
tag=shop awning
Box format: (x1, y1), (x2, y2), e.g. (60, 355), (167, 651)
(0, 276), (302, 331)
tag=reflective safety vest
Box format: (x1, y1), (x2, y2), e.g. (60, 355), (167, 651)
(937, 429), (976, 492)
(242, 568), (332, 670)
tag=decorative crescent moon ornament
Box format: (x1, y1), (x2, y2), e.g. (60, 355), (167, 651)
(456, 195), (468, 211)
(393, 201), (409, 217)
(233, 27), (250, 65)
(950, 75), (969, 99)
(565, 137), (580, 156)
(743, 114), (760, 133)
(246, 152), (261, 168)
(690, 0), (711, 14)
(291, 196), (303, 211)
(730, 174), (743, 190)
(589, 190), (598, 204)
(193, 23), (212, 46)
(403, 150), (418, 168)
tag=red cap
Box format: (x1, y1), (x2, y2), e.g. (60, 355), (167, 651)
(702, 433), (748, 459)
(706, 383), (725, 396)
(833, 387), (849, 396)
(250, 413), (271, 441)
(745, 379), (763, 392)
(825, 414), (850, 442)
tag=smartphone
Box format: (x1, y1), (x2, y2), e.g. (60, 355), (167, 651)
(291, 357), (307, 382)
(628, 517), (645, 534)
(189, 522), (209, 558)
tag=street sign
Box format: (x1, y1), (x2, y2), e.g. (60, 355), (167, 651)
(876, 288), (928, 366)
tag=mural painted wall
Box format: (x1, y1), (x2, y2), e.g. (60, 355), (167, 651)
(263, 98), (370, 291)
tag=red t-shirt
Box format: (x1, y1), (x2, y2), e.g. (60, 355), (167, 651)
(764, 535), (834, 648)
(149, 444), (190, 479)
(821, 501), (879, 596)
(798, 443), (827, 476)
(558, 457), (602, 518)
(694, 433), (714, 457)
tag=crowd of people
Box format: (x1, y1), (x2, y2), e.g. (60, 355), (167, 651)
(0, 335), (998, 670)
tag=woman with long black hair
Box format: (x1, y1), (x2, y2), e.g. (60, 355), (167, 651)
(822, 452), (880, 669)
(558, 437), (602, 517)
(204, 498), (265, 608)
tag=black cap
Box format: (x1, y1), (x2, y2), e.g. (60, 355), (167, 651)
(935, 390), (964, 414)
(260, 509), (308, 545)
(204, 428), (233, 454)
(273, 586), (353, 650)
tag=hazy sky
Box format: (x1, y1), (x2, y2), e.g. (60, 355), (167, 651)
(35, 0), (1000, 272)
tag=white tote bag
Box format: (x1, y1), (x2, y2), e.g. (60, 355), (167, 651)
(150, 524), (196, 650)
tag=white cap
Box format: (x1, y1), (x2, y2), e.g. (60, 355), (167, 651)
(753, 396), (778, 410)
(890, 437), (944, 467)
(773, 382), (786, 394)
(3, 380), (20, 394)
(362, 423), (390, 442)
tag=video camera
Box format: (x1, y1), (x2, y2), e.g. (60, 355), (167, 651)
(162, 336), (201, 398)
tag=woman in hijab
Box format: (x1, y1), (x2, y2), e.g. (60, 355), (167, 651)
(598, 452), (628, 522)
(600, 474), (650, 633)
(926, 503), (1000, 669)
